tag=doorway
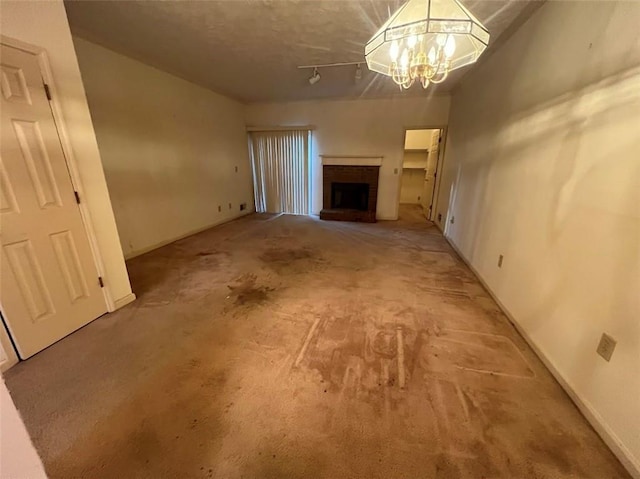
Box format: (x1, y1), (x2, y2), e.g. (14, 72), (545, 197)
(399, 128), (444, 221)
(0, 44), (107, 359)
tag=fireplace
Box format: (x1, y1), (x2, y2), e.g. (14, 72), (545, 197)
(331, 182), (369, 211)
(320, 159), (381, 222)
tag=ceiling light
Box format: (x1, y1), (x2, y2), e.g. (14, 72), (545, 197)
(308, 67), (321, 85)
(364, 0), (490, 90)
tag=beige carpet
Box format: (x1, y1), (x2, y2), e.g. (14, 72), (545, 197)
(5, 206), (629, 478)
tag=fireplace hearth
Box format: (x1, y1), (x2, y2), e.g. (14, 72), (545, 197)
(320, 163), (380, 223)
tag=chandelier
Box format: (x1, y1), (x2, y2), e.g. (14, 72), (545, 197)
(365, 0), (490, 90)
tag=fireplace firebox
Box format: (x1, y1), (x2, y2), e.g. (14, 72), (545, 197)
(320, 165), (380, 223)
(331, 182), (369, 211)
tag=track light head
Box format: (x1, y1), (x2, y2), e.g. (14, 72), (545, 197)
(308, 67), (321, 85)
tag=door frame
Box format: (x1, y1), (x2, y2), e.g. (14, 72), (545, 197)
(398, 125), (448, 229)
(0, 36), (114, 312)
(0, 312), (18, 371)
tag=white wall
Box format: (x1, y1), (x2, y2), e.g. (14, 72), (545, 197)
(72, 38), (255, 258)
(400, 168), (424, 204)
(401, 150), (428, 205)
(404, 129), (432, 150)
(245, 96), (450, 219)
(440, 2), (640, 475)
(0, 0), (134, 309)
(0, 379), (47, 478)
(402, 150), (428, 169)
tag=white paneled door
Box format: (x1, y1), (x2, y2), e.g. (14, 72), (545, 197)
(0, 44), (107, 359)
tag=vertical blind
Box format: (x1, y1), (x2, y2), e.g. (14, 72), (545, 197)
(248, 129), (310, 215)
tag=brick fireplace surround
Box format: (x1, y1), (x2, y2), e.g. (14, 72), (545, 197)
(320, 164), (380, 223)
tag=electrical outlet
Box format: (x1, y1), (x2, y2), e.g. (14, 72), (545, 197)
(437, 213), (442, 222)
(394, 168), (398, 174)
(450, 216), (455, 224)
(218, 205), (221, 212)
(228, 203), (232, 210)
(234, 166), (238, 173)
(240, 203), (247, 211)
(498, 255), (504, 268)
(417, 196), (421, 201)
(596, 333), (616, 362)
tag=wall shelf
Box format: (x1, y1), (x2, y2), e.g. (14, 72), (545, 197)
(404, 148), (429, 153)
(403, 163), (427, 170)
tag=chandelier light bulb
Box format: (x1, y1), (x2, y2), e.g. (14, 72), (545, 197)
(407, 35), (417, 48)
(390, 41), (400, 61)
(428, 47), (436, 64)
(400, 49), (409, 68)
(436, 33), (447, 47)
(444, 35), (456, 58)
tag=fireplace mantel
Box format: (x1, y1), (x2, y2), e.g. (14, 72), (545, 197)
(321, 155), (383, 167)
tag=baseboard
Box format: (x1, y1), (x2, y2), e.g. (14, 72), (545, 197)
(124, 211), (254, 260)
(113, 293), (136, 311)
(444, 235), (640, 479)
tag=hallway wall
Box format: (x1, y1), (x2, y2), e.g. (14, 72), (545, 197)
(440, 1), (640, 475)
(0, 379), (46, 477)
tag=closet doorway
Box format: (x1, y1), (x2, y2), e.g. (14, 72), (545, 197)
(399, 128), (444, 221)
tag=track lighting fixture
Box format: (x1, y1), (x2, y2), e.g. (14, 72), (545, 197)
(355, 64), (362, 82)
(298, 61), (363, 86)
(308, 67), (321, 85)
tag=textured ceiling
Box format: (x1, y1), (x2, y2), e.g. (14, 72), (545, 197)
(65, 0), (540, 103)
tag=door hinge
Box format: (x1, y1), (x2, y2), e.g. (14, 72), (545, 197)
(74, 191), (81, 204)
(98, 277), (104, 288)
(43, 83), (52, 101)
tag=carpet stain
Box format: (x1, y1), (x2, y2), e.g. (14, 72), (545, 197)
(227, 273), (274, 306)
(259, 246), (326, 275)
(260, 246), (316, 263)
